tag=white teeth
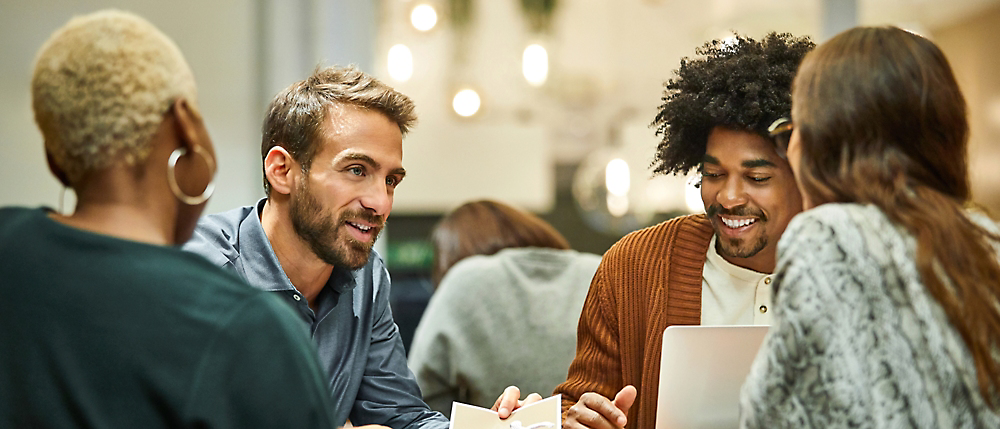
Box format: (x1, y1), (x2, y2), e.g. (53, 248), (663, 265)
(349, 222), (372, 232)
(721, 217), (756, 229)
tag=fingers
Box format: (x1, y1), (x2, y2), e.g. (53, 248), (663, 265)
(612, 385), (637, 416)
(564, 391), (629, 429)
(519, 392), (543, 407)
(493, 385), (521, 418)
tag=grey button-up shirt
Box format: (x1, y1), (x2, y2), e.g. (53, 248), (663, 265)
(183, 199), (448, 429)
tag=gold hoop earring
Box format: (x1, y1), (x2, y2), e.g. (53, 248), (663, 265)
(167, 145), (216, 205)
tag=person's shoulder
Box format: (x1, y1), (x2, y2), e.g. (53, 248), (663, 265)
(438, 252), (505, 285)
(151, 250), (302, 332)
(605, 213), (712, 261)
(0, 206), (44, 228)
(223, 288), (305, 333)
(145, 247), (251, 292)
(777, 203), (893, 276)
(183, 203), (258, 265)
(782, 203), (887, 246)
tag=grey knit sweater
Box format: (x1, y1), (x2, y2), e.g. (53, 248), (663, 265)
(740, 203), (1000, 428)
(408, 247), (601, 417)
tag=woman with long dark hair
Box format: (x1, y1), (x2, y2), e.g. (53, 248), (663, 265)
(740, 26), (1000, 427)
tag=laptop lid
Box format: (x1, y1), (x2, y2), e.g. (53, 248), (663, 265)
(654, 325), (769, 429)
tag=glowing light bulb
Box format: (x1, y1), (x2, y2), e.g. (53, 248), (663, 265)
(605, 158), (630, 196)
(411, 4), (438, 32)
(452, 89), (481, 117)
(387, 44), (413, 82)
(522, 44), (549, 86)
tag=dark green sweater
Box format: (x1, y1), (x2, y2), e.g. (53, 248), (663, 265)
(0, 207), (337, 428)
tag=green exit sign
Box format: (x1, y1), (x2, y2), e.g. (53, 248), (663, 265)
(386, 240), (433, 270)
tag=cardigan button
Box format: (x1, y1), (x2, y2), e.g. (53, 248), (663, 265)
(759, 305), (768, 314)
(764, 277), (772, 285)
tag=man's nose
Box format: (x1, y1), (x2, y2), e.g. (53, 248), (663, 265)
(717, 177), (748, 208)
(359, 179), (393, 217)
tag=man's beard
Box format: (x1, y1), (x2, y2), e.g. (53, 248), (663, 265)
(289, 181), (384, 270)
(705, 204), (768, 259)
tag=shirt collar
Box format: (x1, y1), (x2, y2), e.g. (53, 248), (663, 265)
(237, 198), (359, 295)
(706, 234), (770, 283)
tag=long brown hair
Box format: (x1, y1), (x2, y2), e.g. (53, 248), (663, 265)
(430, 200), (570, 287)
(792, 26), (1000, 404)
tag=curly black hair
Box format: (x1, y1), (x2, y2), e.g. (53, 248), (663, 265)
(651, 32), (814, 176)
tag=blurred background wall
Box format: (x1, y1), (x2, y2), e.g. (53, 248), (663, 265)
(3, 1), (999, 337)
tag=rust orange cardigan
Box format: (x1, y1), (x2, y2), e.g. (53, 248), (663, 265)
(554, 214), (714, 429)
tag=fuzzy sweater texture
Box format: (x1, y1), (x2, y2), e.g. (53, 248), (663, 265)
(740, 203), (1000, 428)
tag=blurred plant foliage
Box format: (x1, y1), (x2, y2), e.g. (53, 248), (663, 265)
(447, 0), (559, 34)
(520, 0), (558, 33)
(448, 0), (475, 33)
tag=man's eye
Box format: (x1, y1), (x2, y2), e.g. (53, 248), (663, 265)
(386, 176), (399, 187)
(749, 176), (771, 183)
(347, 166), (364, 176)
(701, 171), (722, 178)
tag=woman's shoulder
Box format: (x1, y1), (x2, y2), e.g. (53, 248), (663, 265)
(781, 203), (895, 252)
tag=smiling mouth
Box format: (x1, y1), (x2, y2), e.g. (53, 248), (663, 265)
(348, 221), (373, 232)
(720, 216), (757, 229)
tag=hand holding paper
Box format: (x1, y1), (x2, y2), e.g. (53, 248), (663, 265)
(492, 385), (544, 418)
(451, 394), (561, 429)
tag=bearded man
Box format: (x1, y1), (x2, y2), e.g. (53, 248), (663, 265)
(185, 65), (451, 429)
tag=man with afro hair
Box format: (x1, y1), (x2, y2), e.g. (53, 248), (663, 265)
(553, 33), (814, 429)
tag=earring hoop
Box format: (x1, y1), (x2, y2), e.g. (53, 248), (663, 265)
(167, 145), (216, 205)
(58, 186), (68, 214)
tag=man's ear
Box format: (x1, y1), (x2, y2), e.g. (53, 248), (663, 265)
(264, 146), (299, 196)
(45, 151), (70, 187)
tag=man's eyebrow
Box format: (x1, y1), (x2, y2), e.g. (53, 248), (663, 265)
(337, 153), (380, 170)
(701, 155), (777, 169)
(336, 152), (406, 177)
(743, 159), (777, 169)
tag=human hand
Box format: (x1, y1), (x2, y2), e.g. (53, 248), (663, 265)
(563, 385), (637, 429)
(491, 385), (544, 419)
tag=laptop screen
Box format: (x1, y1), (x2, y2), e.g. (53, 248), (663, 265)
(654, 325), (769, 429)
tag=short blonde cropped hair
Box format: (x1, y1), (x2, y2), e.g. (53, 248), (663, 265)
(32, 9), (198, 185)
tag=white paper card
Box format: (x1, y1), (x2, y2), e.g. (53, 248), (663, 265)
(449, 394), (561, 429)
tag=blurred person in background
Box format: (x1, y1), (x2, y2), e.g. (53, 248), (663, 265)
(0, 10), (337, 428)
(533, 33), (815, 429)
(408, 200), (601, 417)
(740, 26), (1000, 428)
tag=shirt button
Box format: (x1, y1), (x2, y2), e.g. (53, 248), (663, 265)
(293, 294), (301, 301)
(764, 277), (772, 285)
(759, 305), (768, 313)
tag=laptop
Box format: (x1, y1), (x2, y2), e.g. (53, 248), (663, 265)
(654, 325), (770, 429)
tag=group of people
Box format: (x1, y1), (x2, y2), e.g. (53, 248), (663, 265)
(1, 7), (999, 429)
